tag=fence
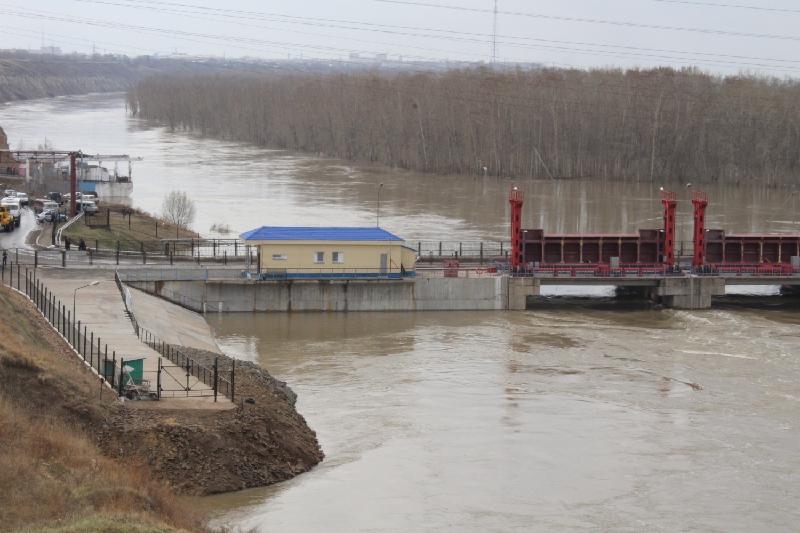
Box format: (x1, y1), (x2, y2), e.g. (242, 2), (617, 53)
(1, 260), (123, 394)
(114, 271), (235, 401)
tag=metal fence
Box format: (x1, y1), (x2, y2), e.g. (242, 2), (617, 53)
(2, 261), (123, 394)
(114, 271), (235, 400)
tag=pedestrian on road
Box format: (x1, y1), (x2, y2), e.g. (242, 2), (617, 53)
(65, 236), (71, 251)
(79, 238), (86, 251)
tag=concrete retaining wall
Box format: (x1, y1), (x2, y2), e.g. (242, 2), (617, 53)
(127, 276), (511, 312)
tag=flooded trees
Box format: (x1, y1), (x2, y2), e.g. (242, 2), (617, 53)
(129, 68), (800, 186)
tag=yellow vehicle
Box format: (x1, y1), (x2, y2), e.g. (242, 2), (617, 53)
(0, 206), (14, 232)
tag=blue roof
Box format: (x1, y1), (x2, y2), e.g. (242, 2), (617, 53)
(240, 226), (404, 242)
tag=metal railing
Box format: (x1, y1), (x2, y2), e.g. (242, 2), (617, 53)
(2, 261), (123, 394)
(114, 271), (235, 401)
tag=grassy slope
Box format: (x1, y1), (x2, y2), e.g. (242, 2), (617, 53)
(0, 287), (204, 533)
(63, 207), (199, 252)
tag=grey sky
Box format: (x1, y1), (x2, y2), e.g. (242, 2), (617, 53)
(1, 0), (799, 77)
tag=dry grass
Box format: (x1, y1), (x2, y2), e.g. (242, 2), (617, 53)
(0, 287), (206, 533)
(63, 205), (198, 253)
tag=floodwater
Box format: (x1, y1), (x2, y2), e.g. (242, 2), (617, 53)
(3, 94), (800, 531)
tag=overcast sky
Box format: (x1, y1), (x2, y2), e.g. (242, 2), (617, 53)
(1, 0), (799, 77)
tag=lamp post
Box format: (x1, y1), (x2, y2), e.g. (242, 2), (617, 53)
(377, 183), (384, 227)
(73, 280), (99, 320)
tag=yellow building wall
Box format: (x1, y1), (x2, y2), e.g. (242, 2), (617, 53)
(248, 240), (417, 272)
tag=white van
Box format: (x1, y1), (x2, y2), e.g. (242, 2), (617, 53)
(1, 198), (21, 227)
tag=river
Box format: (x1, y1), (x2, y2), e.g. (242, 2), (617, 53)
(2, 93), (799, 532)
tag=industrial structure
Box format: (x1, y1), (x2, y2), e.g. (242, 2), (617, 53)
(240, 226), (418, 279)
(509, 187), (800, 275)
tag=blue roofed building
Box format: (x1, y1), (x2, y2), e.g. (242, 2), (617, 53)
(240, 226), (418, 279)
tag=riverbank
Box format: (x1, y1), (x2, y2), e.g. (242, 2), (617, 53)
(0, 285), (203, 531)
(0, 273), (323, 529)
(62, 204), (199, 251)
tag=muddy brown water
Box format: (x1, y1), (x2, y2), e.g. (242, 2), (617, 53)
(2, 94), (800, 531)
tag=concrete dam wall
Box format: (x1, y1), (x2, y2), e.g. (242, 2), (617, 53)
(126, 276), (528, 312)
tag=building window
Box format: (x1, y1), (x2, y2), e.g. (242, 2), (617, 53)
(332, 251), (344, 264)
(313, 251), (325, 264)
(272, 253), (288, 261)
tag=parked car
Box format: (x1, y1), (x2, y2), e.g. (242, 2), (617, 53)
(48, 192), (64, 205)
(37, 209), (55, 223)
(15, 192), (29, 206)
(77, 199), (98, 214)
(33, 198), (59, 214)
(4, 189), (15, 198)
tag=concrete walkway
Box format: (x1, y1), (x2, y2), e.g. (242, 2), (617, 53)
(34, 268), (231, 409)
(127, 286), (221, 353)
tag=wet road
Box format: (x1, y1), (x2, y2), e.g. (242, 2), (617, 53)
(0, 208), (36, 250)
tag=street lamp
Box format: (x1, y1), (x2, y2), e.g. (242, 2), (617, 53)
(73, 280), (99, 320)
(377, 183), (384, 227)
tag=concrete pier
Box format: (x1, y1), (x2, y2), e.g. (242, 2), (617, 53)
(127, 276), (511, 312)
(654, 276), (725, 310)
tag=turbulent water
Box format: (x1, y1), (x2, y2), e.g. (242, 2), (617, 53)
(2, 94), (800, 532)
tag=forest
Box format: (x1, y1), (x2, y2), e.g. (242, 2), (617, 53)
(128, 67), (800, 185)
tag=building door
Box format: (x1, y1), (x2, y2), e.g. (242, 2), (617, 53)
(380, 253), (388, 275)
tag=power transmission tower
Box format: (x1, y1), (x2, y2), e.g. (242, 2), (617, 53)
(492, 0), (498, 64)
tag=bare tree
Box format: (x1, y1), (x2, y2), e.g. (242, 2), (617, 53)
(129, 68), (800, 187)
(161, 190), (196, 238)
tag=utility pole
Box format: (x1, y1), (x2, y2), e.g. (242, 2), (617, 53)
(492, 0), (498, 64)
(377, 183), (384, 227)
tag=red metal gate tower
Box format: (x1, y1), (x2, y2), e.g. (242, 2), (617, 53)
(509, 186), (524, 270)
(661, 189), (677, 266)
(692, 190), (709, 268)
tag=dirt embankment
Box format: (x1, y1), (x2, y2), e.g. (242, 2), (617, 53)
(0, 284), (322, 530)
(98, 347), (324, 495)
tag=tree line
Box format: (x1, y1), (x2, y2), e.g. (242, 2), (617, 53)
(128, 67), (800, 185)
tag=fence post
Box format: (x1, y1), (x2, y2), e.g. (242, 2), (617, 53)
(89, 249), (93, 266)
(103, 345), (108, 376)
(213, 357), (218, 403)
(223, 250), (227, 265)
(480, 242), (484, 264)
(111, 351), (116, 387)
(67, 310), (71, 344)
(90, 332), (94, 366)
(61, 250), (66, 268)
(116, 241), (120, 265)
(34, 250), (38, 268)
(500, 241), (504, 255)
(15, 248), (18, 264)
(118, 358), (125, 396)
(439, 242), (442, 256)
(142, 250), (146, 265)
(234, 240), (238, 256)
(77, 320), (81, 355)
(157, 357), (162, 400)
(95, 239), (98, 252)
(16, 262), (20, 290)
(230, 358), (235, 402)
(83, 326), (87, 360)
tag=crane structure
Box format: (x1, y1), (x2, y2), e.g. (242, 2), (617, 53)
(1, 150), (141, 216)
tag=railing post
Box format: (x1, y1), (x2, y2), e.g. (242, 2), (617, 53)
(83, 326), (87, 360)
(142, 250), (146, 265)
(34, 250), (38, 268)
(118, 358), (125, 396)
(157, 357), (162, 400)
(111, 351), (116, 388)
(97, 337), (101, 370)
(103, 344), (107, 375)
(230, 358), (235, 402)
(67, 310), (71, 344)
(89, 249), (93, 266)
(213, 357), (218, 403)
(77, 320), (81, 354)
(16, 262), (20, 290)
(61, 250), (66, 268)
(90, 331), (94, 366)
(116, 241), (120, 265)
